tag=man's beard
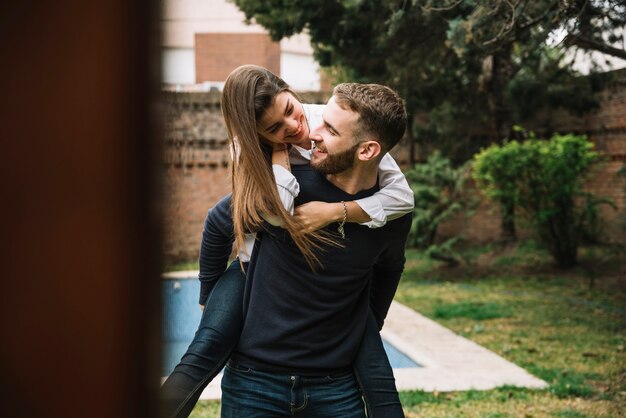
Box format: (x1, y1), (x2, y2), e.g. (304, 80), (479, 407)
(311, 141), (360, 175)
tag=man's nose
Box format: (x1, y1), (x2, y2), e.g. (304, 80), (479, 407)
(309, 122), (323, 138)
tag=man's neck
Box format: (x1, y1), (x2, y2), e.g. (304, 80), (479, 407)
(325, 163), (378, 195)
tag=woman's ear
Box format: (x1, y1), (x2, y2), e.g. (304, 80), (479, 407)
(357, 140), (382, 161)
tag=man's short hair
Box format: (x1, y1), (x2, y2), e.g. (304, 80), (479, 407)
(332, 83), (407, 154)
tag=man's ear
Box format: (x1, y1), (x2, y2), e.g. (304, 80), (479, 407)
(357, 140), (382, 161)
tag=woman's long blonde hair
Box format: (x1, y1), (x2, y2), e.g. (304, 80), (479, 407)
(221, 65), (332, 268)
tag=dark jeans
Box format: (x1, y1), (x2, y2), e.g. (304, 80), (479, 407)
(160, 262), (245, 418)
(160, 261), (403, 418)
(221, 360), (366, 418)
(355, 312), (404, 417)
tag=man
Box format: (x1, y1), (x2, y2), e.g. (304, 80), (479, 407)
(218, 83), (412, 417)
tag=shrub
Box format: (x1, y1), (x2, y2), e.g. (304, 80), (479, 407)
(405, 151), (472, 265)
(473, 133), (609, 268)
(472, 137), (525, 241)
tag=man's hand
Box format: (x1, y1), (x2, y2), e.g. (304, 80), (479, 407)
(200, 304), (204, 311)
(294, 201), (343, 232)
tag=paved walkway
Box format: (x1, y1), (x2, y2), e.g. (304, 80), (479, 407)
(382, 301), (547, 392)
(195, 301), (547, 400)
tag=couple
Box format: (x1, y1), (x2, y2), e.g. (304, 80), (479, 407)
(161, 65), (414, 418)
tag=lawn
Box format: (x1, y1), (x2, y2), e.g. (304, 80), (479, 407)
(187, 241), (626, 417)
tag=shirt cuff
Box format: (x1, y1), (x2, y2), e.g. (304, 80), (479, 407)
(355, 196), (387, 228)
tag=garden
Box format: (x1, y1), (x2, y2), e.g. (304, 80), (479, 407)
(180, 132), (626, 417)
(186, 241), (625, 417)
(167, 2), (626, 416)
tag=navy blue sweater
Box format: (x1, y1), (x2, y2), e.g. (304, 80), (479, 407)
(198, 164), (411, 375)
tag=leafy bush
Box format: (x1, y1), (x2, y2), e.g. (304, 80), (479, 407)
(405, 151), (472, 265)
(473, 133), (610, 268)
(472, 136), (525, 241)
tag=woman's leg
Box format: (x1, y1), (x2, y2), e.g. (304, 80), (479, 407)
(160, 261), (246, 418)
(353, 310), (405, 418)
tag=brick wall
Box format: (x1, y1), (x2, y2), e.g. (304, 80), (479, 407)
(163, 91), (232, 261)
(163, 70), (626, 262)
(439, 69), (626, 244)
(195, 33), (280, 83)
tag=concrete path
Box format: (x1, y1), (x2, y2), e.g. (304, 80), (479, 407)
(195, 301), (547, 400)
(381, 301), (548, 392)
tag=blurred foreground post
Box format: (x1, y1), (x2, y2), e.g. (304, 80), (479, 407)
(0, 1), (162, 417)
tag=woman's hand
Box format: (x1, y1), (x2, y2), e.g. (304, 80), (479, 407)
(294, 201), (343, 232)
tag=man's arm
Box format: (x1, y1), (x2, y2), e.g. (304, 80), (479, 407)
(356, 153), (414, 228)
(198, 194), (235, 304)
(295, 153), (414, 231)
(368, 213), (413, 329)
(293, 154), (414, 231)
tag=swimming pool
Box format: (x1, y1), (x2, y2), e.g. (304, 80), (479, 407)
(162, 274), (419, 376)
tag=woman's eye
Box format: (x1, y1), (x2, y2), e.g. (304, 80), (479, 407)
(286, 106), (293, 116)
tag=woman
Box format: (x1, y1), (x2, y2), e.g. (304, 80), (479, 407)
(161, 65), (411, 417)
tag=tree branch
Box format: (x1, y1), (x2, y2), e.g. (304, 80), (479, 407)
(421, 0), (463, 12)
(563, 33), (626, 60)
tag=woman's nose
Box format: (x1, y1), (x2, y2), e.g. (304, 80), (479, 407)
(285, 117), (299, 132)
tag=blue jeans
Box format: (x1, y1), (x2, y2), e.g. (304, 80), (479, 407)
(160, 261), (403, 418)
(160, 262), (246, 418)
(221, 360), (366, 418)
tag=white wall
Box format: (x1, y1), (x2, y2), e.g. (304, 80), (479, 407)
(162, 48), (196, 85)
(281, 53), (321, 91)
(161, 0), (321, 88)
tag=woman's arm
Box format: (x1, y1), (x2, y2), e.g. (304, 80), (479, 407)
(355, 153), (414, 228)
(271, 146), (298, 216)
(294, 153), (414, 231)
(198, 195), (235, 304)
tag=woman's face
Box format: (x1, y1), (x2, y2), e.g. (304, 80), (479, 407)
(258, 92), (310, 146)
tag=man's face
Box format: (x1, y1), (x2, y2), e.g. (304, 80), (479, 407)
(258, 92), (310, 146)
(309, 96), (361, 175)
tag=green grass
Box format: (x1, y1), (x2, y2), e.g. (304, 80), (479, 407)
(433, 301), (512, 320)
(396, 244), (625, 417)
(188, 242), (626, 417)
(164, 259), (199, 272)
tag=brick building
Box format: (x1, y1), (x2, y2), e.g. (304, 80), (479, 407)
(161, 0), (323, 91)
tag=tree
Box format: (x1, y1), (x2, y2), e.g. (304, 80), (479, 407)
(233, 0), (622, 161)
(234, 0), (621, 238)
